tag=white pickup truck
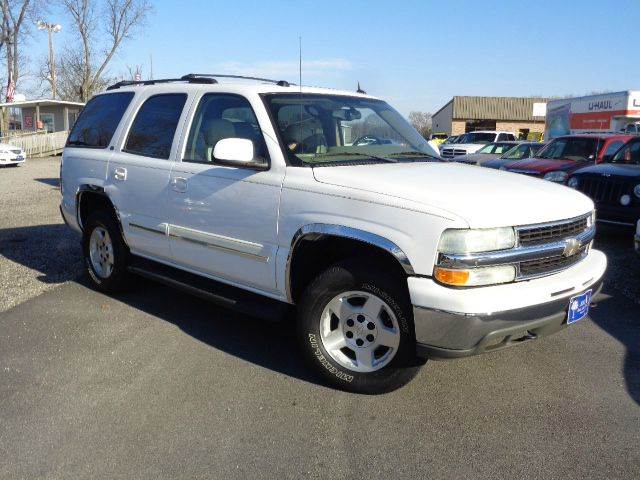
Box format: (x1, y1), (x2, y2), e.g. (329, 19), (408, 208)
(60, 75), (606, 394)
(440, 131), (517, 159)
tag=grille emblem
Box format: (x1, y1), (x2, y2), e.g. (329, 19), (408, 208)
(563, 238), (580, 257)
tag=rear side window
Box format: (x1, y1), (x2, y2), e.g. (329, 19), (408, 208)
(124, 94), (187, 159)
(67, 92), (134, 148)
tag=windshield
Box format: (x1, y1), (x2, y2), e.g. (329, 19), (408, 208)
(610, 140), (640, 165)
(478, 142), (515, 154)
(536, 137), (599, 162)
(457, 132), (496, 144)
(264, 94), (439, 165)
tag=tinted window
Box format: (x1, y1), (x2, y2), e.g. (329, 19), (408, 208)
(537, 137), (598, 161)
(184, 94), (268, 164)
(124, 94), (187, 159)
(611, 140), (640, 165)
(602, 141), (624, 160)
(67, 92), (134, 148)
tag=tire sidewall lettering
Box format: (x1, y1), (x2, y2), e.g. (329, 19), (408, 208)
(308, 333), (354, 383)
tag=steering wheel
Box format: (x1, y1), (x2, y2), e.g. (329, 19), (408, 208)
(353, 135), (383, 146)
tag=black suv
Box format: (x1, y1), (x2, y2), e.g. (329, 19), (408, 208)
(568, 136), (640, 227)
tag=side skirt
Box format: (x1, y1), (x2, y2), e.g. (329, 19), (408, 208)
(128, 255), (291, 322)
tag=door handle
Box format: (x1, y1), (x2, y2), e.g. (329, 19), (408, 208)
(171, 176), (188, 193)
(114, 167), (127, 181)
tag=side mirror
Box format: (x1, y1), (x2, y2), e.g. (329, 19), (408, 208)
(213, 138), (267, 170)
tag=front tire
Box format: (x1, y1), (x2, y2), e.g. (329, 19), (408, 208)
(82, 210), (130, 293)
(297, 259), (422, 394)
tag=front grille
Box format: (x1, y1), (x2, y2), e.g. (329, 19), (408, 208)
(519, 246), (588, 277)
(518, 215), (589, 246)
(576, 175), (633, 205)
(441, 148), (467, 158)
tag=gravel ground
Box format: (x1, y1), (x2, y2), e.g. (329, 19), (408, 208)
(0, 157), (81, 313)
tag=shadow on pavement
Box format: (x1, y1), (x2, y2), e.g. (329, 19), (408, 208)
(0, 223), (318, 386)
(0, 224), (81, 284)
(81, 275), (320, 386)
(589, 289), (640, 406)
(34, 177), (60, 188)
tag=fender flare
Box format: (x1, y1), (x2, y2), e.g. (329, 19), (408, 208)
(285, 223), (415, 302)
(75, 185), (128, 247)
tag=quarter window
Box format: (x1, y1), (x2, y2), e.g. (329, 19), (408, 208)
(67, 92), (134, 148)
(124, 94), (187, 160)
(183, 94), (268, 164)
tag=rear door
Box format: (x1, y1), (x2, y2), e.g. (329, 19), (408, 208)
(106, 91), (191, 261)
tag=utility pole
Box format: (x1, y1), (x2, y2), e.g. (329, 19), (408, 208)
(37, 20), (62, 99)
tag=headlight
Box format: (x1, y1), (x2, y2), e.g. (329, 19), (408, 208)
(634, 184), (640, 198)
(543, 171), (569, 182)
(438, 227), (516, 254)
(434, 265), (516, 287)
(567, 177), (579, 189)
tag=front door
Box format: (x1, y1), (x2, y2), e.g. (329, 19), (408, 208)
(167, 93), (282, 294)
(107, 92), (190, 261)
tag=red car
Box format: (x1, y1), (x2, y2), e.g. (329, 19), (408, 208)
(502, 134), (635, 184)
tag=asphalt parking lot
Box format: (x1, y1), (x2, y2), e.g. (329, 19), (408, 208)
(1, 157), (639, 479)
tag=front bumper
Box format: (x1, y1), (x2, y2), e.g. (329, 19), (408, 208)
(410, 249), (607, 359)
(414, 279), (602, 359)
(0, 155), (25, 164)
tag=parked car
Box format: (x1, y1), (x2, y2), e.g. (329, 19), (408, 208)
(455, 141), (520, 165)
(482, 142), (545, 169)
(568, 136), (640, 227)
(440, 135), (459, 146)
(440, 131), (517, 159)
(0, 143), (26, 167)
(502, 134), (634, 184)
(60, 74), (605, 394)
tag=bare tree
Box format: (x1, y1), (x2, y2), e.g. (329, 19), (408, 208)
(408, 111), (432, 139)
(59, 0), (152, 101)
(1, 0), (35, 98)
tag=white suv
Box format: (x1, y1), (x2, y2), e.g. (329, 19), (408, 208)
(60, 74), (606, 394)
(440, 131), (517, 159)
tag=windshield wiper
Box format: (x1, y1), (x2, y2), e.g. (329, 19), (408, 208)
(386, 151), (441, 161)
(307, 152), (398, 163)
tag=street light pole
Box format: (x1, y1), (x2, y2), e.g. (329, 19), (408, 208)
(37, 21), (62, 100)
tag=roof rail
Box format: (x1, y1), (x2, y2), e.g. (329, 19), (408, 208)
(106, 76), (218, 91)
(181, 73), (291, 87)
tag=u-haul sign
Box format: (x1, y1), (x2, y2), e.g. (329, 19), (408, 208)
(545, 90), (640, 139)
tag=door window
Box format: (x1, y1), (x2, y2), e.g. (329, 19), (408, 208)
(124, 93), (187, 160)
(183, 94), (268, 164)
(67, 92), (134, 148)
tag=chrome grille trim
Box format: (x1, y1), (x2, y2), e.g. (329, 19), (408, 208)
(437, 213), (594, 281)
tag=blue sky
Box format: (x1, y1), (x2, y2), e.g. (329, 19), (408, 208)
(29, 0), (640, 114)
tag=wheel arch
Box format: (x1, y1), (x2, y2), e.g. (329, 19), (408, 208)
(285, 224), (415, 304)
(76, 185), (126, 246)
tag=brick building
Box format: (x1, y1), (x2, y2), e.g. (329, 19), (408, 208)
(431, 96), (548, 138)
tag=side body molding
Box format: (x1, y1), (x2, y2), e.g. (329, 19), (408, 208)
(285, 223), (415, 302)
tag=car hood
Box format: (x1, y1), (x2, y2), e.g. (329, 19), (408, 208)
(312, 162), (593, 228)
(455, 153), (501, 164)
(442, 143), (485, 152)
(505, 157), (587, 173)
(482, 158), (517, 169)
(572, 163), (640, 178)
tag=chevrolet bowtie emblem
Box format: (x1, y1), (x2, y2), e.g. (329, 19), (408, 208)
(563, 238), (581, 257)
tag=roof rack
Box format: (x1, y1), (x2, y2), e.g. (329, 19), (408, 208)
(181, 73), (291, 87)
(106, 73), (292, 91)
(106, 76), (218, 91)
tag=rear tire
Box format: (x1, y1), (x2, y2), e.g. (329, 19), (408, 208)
(297, 259), (422, 394)
(82, 210), (130, 293)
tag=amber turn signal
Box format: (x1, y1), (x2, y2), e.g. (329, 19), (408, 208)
(434, 267), (470, 286)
